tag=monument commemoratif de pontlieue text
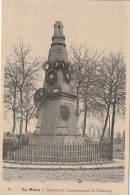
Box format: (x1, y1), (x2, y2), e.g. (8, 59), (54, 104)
(30, 21), (85, 144)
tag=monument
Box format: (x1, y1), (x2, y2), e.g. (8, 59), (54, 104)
(30, 21), (85, 144)
(4, 22), (112, 165)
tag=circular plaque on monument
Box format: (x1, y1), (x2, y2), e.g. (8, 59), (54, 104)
(59, 105), (71, 121)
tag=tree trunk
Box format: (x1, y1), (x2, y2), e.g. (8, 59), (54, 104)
(82, 102), (87, 137)
(110, 103), (116, 160)
(100, 102), (111, 142)
(25, 117), (28, 133)
(19, 89), (23, 140)
(12, 87), (16, 141)
(12, 108), (16, 141)
(76, 88), (79, 113)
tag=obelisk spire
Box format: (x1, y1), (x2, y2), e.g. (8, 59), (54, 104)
(51, 21), (66, 47)
(49, 21), (67, 62)
(54, 21), (64, 37)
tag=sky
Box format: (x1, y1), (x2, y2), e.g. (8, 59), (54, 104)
(2, 0), (127, 60)
(2, 0), (128, 135)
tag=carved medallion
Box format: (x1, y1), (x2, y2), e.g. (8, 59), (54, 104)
(45, 69), (58, 85)
(62, 70), (71, 83)
(59, 105), (71, 121)
(52, 86), (62, 96)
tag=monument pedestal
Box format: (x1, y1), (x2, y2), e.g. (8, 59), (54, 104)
(35, 96), (79, 136)
(29, 135), (85, 145)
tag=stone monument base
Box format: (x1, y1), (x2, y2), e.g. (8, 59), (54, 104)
(29, 135), (86, 145)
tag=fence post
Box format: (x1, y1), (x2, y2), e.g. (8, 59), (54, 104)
(108, 142), (110, 160)
(94, 143), (97, 162)
(62, 144), (63, 164)
(28, 144), (30, 163)
(97, 143), (98, 162)
(101, 142), (103, 161)
(43, 144), (45, 163)
(49, 144), (50, 163)
(67, 142), (69, 164)
(59, 144), (61, 163)
(20, 142), (21, 162)
(92, 143), (94, 162)
(107, 142), (109, 160)
(45, 143), (47, 164)
(14, 142), (16, 162)
(88, 143), (90, 163)
(91, 143), (93, 163)
(82, 143), (84, 163)
(41, 143), (42, 164)
(36, 144), (37, 164)
(14, 142), (15, 162)
(18, 143), (20, 162)
(11, 142), (12, 161)
(54, 144), (55, 163)
(17, 143), (19, 162)
(30, 143), (32, 163)
(109, 141), (113, 161)
(99, 142), (101, 161)
(12, 142), (14, 162)
(51, 144), (53, 164)
(98, 142), (100, 161)
(22, 142), (24, 163)
(102, 142), (104, 161)
(75, 143), (76, 162)
(104, 143), (106, 160)
(86, 143), (88, 163)
(65, 143), (66, 163)
(73, 143), (74, 164)
(57, 143), (59, 164)
(97, 143), (99, 162)
(99, 142), (101, 162)
(80, 143), (81, 162)
(84, 143), (86, 162)
(70, 144), (71, 163)
(26, 144), (28, 163)
(90, 143), (92, 163)
(78, 143), (79, 163)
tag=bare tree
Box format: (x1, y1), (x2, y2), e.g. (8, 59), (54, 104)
(93, 52), (126, 144)
(22, 85), (37, 133)
(70, 44), (89, 115)
(70, 44), (103, 136)
(4, 57), (20, 139)
(80, 58), (99, 137)
(4, 43), (42, 139)
(94, 58), (113, 142)
(109, 52), (126, 158)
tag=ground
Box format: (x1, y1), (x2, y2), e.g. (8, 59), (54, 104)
(3, 167), (124, 183)
(3, 151), (124, 183)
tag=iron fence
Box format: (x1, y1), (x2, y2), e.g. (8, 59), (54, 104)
(3, 142), (112, 164)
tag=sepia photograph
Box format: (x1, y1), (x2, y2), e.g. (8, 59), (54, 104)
(1, 0), (129, 194)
